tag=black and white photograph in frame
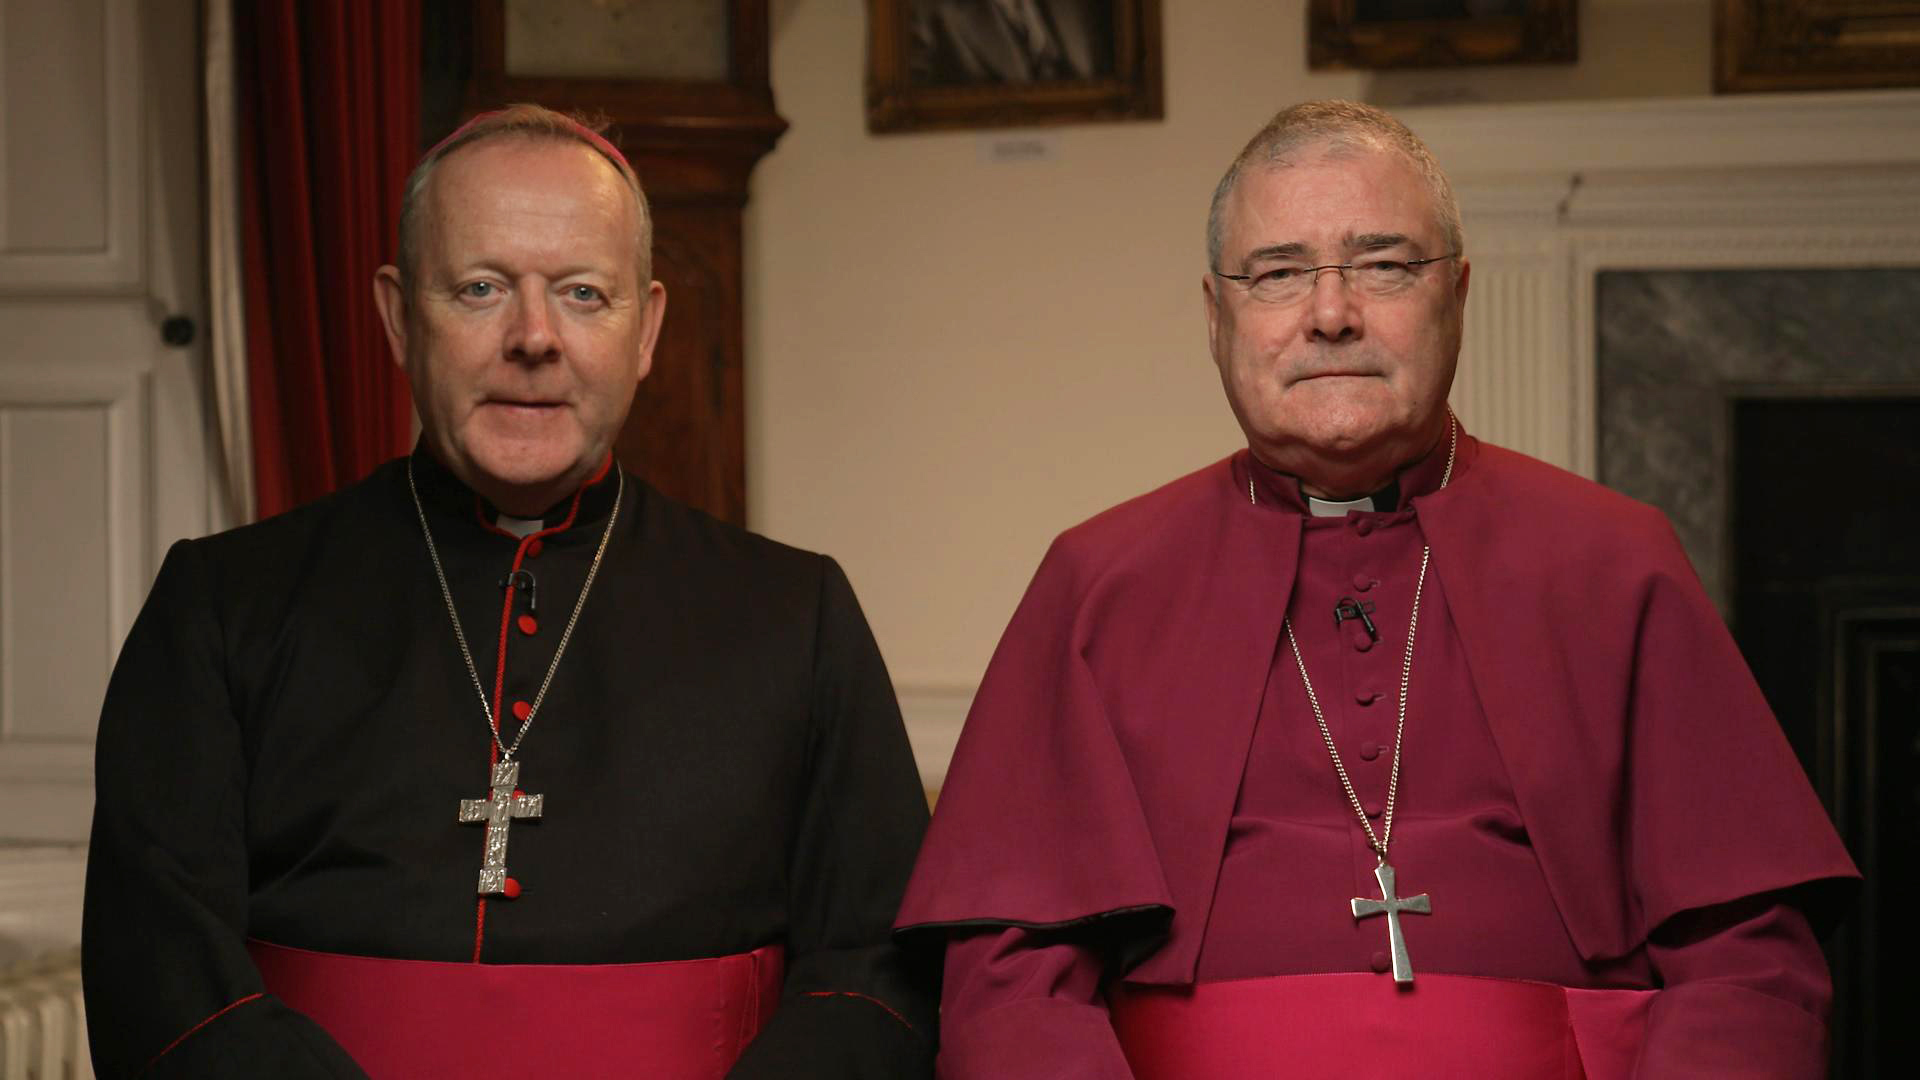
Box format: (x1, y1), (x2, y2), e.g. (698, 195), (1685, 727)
(868, 0), (1161, 133)
(907, 0), (1118, 86)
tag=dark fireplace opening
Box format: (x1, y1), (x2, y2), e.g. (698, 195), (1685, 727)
(1732, 395), (1920, 1078)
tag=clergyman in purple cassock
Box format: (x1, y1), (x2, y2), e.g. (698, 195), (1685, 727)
(894, 100), (1857, 1080)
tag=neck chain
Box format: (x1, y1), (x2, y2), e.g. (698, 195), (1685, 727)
(407, 457), (622, 760)
(407, 456), (623, 902)
(1247, 413), (1456, 983)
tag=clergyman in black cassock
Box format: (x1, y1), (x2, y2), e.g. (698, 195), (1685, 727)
(82, 106), (936, 1078)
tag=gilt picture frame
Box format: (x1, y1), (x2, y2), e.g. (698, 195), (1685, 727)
(866, 0), (1163, 134)
(1714, 0), (1920, 93)
(1307, 0), (1578, 70)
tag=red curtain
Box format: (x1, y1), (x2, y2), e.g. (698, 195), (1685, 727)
(237, 0), (420, 520)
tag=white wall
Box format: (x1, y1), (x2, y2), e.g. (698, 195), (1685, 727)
(744, 0), (1713, 703)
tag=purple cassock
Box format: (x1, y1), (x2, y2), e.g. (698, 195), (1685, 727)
(895, 431), (1858, 1079)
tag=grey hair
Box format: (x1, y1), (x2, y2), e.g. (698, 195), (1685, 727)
(1206, 100), (1463, 271)
(395, 103), (653, 288)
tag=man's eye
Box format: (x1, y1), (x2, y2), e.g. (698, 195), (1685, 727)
(460, 281), (497, 299)
(1255, 267), (1306, 283)
(568, 285), (604, 303)
(1359, 260), (1413, 276)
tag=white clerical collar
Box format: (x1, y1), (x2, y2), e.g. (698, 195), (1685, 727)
(1303, 476), (1401, 517)
(495, 514), (545, 538)
(1305, 494), (1379, 517)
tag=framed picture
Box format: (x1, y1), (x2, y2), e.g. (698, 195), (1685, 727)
(1715, 0), (1920, 93)
(866, 0), (1163, 133)
(1307, 0), (1578, 70)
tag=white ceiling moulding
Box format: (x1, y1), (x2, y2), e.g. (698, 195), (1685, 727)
(1401, 89), (1920, 178)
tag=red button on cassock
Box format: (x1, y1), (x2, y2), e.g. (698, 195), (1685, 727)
(1365, 802), (1384, 818)
(1370, 951), (1392, 974)
(502, 877), (522, 899)
(1359, 740), (1382, 760)
(511, 700), (532, 722)
(1356, 687), (1381, 705)
(1353, 574), (1376, 592)
(525, 539), (545, 558)
(517, 614), (538, 636)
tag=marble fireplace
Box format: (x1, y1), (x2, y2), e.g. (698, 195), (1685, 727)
(1399, 93), (1920, 1075)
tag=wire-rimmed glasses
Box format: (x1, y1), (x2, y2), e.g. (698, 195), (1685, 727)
(1212, 252), (1461, 304)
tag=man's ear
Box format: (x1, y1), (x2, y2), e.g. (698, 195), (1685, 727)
(1202, 271), (1226, 366)
(631, 280), (668, 383)
(372, 265), (409, 369)
(1453, 258), (1472, 307)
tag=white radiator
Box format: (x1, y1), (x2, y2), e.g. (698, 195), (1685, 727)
(0, 949), (89, 1080)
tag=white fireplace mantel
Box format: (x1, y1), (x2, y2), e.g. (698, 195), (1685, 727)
(1397, 89), (1920, 477)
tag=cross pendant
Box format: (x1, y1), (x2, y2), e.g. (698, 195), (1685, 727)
(457, 760), (543, 897)
(1351, 859), (1431, 984)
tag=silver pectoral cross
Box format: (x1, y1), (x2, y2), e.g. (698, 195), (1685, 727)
(457, 760), (543, 896)
(1351, 859), (1431, 984)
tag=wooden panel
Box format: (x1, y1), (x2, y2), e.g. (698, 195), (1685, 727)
(616, 199), (745, 525)
(0, 0), (140, 291)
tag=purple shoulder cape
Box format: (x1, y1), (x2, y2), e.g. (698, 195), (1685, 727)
(895, 437), (1857, 985)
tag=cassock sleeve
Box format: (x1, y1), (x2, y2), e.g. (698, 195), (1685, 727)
(937, 928), (1134, 1080)
(82, 541), (368, 1079)
(1635, 894), (1833, 1078)
(725, 557), (938, 1079)
(1615, 540), (1848, 1076)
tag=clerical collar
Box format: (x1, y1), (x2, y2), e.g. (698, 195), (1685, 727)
(1243, 429), (1465, 516)
(406, 441), (623, 540)
(1305, 478), (1399, 517)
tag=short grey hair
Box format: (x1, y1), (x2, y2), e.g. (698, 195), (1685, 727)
(1206, 100), (1463, 271)
(395, 103), (653, 288)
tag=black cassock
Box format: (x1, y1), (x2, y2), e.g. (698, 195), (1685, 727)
(83, 449), (936, 1078)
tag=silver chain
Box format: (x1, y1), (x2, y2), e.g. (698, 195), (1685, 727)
(1249, 413), (1456, 861)
(406, 456), (623, 761)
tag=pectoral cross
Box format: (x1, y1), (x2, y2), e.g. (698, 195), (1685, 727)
(1351, 859), (1430, 984)
(458, 760), (543, 897)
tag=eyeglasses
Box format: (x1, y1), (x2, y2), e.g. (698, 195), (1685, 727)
(1212, 252), (1460, 304)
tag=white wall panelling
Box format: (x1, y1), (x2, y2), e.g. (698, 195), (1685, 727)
(0, 0), (206, 856)
(0, 357), (148, 843)
(0, 0), (142, 292)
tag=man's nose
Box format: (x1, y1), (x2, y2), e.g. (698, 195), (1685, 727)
(505, 289), (560, 362)
(1305, 268), (1361, 343)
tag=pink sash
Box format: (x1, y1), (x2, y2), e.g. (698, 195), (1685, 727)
(248, 939), (784, 1080)
(1110, 972), (1654, 1080)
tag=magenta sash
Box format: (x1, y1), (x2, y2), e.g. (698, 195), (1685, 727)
(1110, 972), (1654, 1080)
(247, 939), (784, 1080)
